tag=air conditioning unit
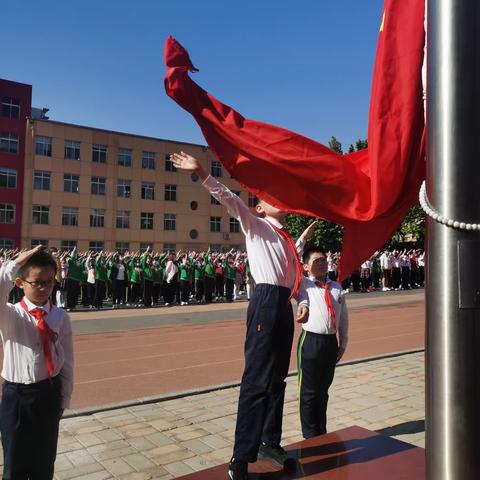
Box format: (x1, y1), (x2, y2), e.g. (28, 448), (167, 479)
(222, 233), (230, 240)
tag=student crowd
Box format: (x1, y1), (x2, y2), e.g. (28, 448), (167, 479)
(0, 246), (424, 311)
(0, 247), (252, 310)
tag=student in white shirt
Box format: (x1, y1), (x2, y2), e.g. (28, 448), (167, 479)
(297, 244), (349, 438)
(171, 151), (308, 480)
(0, 246), (74, 480)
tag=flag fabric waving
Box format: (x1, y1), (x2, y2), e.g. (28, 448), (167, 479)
(164, 0), (425, 279)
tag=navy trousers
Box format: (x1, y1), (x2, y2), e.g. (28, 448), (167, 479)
(297, 331), (338, 439)
(1, 376), (61, 480)
(233, 284), (293, 462)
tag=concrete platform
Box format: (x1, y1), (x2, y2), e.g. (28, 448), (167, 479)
(176, 426), (424, 479)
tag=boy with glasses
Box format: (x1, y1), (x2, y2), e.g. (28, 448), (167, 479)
(0, 246), (74, 479)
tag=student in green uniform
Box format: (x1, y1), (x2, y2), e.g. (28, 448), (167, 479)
(65, 248), (82, 311)
(178, 254), (191, 306)
(93, 252), (108, 309)
(141, 249), (154, 307)
(192, 254), (205, 303)
(224, 251), (237, 302)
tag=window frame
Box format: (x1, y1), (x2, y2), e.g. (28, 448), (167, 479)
(0, 167), (17, 189)
(35, 136), (52, 157)
(32, 205), (49, 225)
(92, 144), (107, 163)
(0, 203), (15, 224)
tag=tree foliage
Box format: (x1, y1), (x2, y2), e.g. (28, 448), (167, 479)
(389, 203), (425, 246)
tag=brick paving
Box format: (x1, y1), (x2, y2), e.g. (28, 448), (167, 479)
(0, 351), (425, 479)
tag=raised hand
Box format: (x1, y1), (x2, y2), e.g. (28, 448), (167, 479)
(14, 245), (43, 267)
(171, 152), (207, 179)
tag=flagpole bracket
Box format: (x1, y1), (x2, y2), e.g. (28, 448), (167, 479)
(419, 181), (480, 231)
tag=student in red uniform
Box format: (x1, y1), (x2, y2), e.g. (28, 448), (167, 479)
(171, 151), (308, 480)
(0, 246), (74, 479)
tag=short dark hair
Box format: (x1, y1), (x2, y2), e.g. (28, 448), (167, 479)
(17, 250), (57, 279)
(302, 244), (326, 264)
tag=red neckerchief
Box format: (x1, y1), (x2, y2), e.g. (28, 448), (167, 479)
(314, 280), (337, 330)
(267, 221), (303, 302)
(20, 298), (56, 377)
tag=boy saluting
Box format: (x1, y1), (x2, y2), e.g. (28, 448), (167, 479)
(171, 151), (308, 480)
(0, 246), (74, 479)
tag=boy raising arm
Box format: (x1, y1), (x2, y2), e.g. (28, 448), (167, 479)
(172, 151), (307, 480)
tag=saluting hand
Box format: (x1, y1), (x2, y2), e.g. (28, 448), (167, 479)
(14, 245), (43, 267)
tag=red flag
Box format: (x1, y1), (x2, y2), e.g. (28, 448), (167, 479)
(164, 0), (425, 279)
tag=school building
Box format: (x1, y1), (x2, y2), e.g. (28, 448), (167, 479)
(1, 78), (252, 253)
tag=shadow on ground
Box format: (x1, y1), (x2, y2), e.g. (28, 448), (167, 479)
(376, 419), (425, 436)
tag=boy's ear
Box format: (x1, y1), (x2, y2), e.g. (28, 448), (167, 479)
(303, 263), (309, 272)
(255, 203), (265, 217)
(15, 278), (25, 289)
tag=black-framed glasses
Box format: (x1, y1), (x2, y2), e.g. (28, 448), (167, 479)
(23, 279), (56, 289)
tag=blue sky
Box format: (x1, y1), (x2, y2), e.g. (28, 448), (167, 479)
(2, 0), (383, 150)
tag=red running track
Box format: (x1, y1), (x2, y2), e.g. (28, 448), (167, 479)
(70, 301), (424, 409)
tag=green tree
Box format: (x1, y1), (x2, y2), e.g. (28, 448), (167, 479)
(389, 204), (425, 246)
(328, 136), (343, 154)
(285, 214), (343, 251)
(355, 139), (368, 151)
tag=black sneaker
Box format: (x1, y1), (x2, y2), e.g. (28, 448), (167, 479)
(258, 443), (297, 472)
(227, 458), (248, 480)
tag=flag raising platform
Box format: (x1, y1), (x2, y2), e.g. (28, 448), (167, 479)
(176, 426), (424, 479)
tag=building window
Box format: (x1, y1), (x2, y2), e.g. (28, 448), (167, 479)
(117, 179), (131, 198)
(33, 170), (51, 190)
(0, 238), (14, 249)
(165, 154), (177, 172)
(90, 208), (105, 228)
(190, 201), (198, 210)
(91, 176), (106, 195)
(141, 182), (155, 200)
(89, 241), (104, 252)
(189, 229), (198, 239)
(140, 243), (153, 253)
(31, 239), (48, 248)
(164, 214), (176, 231)
(118, 148), (132, 167)
(0, 168), (17, 189)
(142, 151), (156, 170)
(0, 132), (19, 154)
(211, 196), (221, 205)
(163, 243), (176, 253)
(248, 193), (258, 207)
(1, 97), (20, 119)
(92, 144), (107, 163)
(116, 210), (130, 229)
(64, 140), (80, 160)
(140, 212), (154, 230)
(211, 160), (222, 178)
(35, 136), (52, 157)
(164, 184), (177, 201)
(210, 216), (221, 232)
(61, 240), (77, 251)
(64, 174), (79, 193)
(32, 205), (49, 225)
(62, 207), (79, 226)
(209, 244), (221, 252)
(115, 242), (129, 254)
(191, 173), (199, 182)
(0, 204), (15, 224)
(230, 217), (240, 233)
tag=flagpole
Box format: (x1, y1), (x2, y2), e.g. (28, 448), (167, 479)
(426, 0), (480, 478)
